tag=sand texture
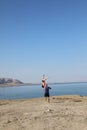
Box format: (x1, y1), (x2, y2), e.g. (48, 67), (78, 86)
(0, 95), (87, 130)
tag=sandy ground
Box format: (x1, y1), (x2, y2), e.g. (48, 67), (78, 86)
(0, 95), (87, 130)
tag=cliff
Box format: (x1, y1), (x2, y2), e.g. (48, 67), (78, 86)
(0, 78), (23, 85)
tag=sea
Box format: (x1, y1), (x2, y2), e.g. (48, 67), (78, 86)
(0, 82), (87, 100)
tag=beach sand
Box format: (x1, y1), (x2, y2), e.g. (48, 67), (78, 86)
(0, 95), (87, 130)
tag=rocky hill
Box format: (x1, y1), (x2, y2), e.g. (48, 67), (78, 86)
(0, 78), (23, 85)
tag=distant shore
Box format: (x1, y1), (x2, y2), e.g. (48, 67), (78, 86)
(0, 81), (87, 87)
(0, 95), (87, 130)
(0, 83), (33, 87)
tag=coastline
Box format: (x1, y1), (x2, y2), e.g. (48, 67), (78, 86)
(0, 95), (87, 130)
(0, 83), (32, 87)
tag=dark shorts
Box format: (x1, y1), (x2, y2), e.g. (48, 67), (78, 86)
(42, 85), (44, 88)
(42, 80), (45, 82)
(44, 93), (49, 97)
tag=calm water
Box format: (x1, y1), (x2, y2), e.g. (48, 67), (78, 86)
(0, 83), (87, 100)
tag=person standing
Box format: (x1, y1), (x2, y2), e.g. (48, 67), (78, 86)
(44, 84), (51, 103)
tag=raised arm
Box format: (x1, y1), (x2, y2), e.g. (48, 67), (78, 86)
(42, 75), (48, 81)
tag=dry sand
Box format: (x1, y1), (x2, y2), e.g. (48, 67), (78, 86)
(0, 95), (87, 130)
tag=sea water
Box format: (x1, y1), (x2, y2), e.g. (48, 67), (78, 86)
(0, 83), (87, 100)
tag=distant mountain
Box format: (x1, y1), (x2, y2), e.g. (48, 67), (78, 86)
(0, 78), (23, 85)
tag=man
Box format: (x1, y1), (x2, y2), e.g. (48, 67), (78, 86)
(44, 84), (51, 103)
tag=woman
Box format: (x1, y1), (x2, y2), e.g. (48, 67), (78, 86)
(41, 75), (48, 88)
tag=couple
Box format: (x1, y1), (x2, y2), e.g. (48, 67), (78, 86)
(41, 75), (51, 103)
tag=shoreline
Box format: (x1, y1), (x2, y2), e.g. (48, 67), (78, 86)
(0, 95), (87, 130)
(0, 94), (86, 101)
(0, 94), (86, 100)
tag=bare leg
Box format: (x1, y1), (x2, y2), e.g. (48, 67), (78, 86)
(48, 97), (50, 103)
(45, 97), (47, 102)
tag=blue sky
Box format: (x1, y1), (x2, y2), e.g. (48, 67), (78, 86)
(0, 0), (87, 83)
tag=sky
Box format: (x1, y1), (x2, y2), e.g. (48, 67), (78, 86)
(0, 0), (87, 83)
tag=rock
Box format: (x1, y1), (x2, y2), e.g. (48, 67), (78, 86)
(0, 78), (23, 85)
